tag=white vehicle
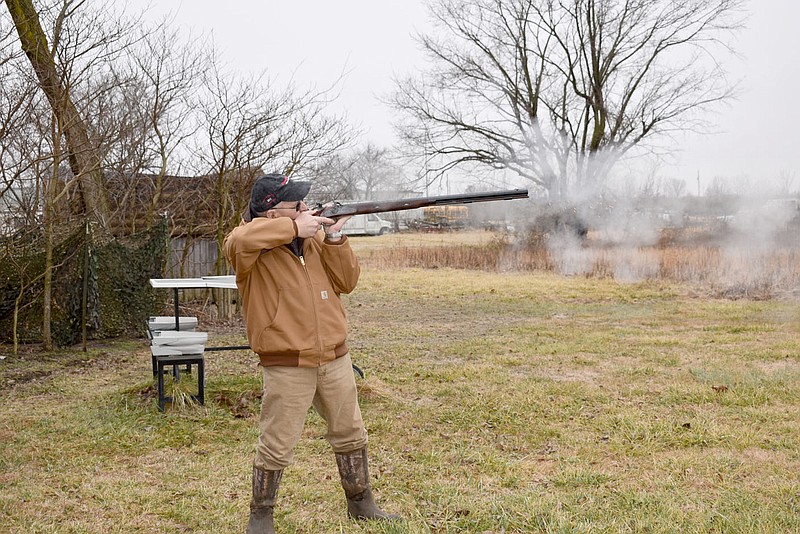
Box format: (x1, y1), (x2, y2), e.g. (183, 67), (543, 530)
(341, 213), (392, 236)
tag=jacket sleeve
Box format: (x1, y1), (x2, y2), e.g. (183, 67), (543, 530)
(318, 235), (361, 294)
(223, 218), (297, 280)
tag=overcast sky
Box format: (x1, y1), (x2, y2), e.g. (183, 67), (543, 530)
(136, 0), (799, 194)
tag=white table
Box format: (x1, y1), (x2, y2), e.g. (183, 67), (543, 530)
(149, 276), (238, 331)
(149, 275), (237, 289)
(200, 275), (238, 289)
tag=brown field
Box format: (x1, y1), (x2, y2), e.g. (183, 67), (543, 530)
(0, 230), (798, 533)
(352, 230), (800, 300)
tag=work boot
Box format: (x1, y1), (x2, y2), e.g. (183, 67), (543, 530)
(246, 467), (282, 534)
(335, 447), (400, 520)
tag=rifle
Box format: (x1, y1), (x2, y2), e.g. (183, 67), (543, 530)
(314, 188), (529, 219)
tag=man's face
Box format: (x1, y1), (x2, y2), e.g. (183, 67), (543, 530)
(266, 200), (309, 219)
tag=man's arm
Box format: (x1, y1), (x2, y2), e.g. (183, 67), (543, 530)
(318, 235), (361, 294)
(223, 218), (298, 278)
(314, 214), (359, 293)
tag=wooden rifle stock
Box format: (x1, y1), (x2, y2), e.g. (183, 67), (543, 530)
(315, 188), (529, 219)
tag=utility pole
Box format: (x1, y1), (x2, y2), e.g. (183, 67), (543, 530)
(696, 171), (701, 197)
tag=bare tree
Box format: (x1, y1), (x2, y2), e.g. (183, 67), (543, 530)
(391, 0), (744, 199)
(98, 20), (206, 233)
(307, 152), (360, 201)
(706, 175), (732, 198)
(280, 88), (356, 180)
(664, 177), (687, 198)
(773, 169), (796, 197)
(310, 144), (411, 202)
(4, 0), (117, 224)
(349, 144), (406, 200)
(0, 69), (42, 229)
(2, 0), (147, 348)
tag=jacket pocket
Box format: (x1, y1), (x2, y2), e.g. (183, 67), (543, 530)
(255, 287), (316, 353)
(314, 283), (348, 349)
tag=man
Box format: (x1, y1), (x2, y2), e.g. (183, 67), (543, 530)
(223, 173), (399, 533)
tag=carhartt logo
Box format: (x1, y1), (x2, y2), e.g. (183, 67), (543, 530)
(321, 290), (329, 300)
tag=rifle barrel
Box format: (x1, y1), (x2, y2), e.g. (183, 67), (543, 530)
(320, 188), (528, 218)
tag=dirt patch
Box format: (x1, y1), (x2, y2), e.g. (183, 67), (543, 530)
(751, 358), (800, 375)
(213, 388), (262, 418)
(537, 367), (602, 384)
(0, 349), (104, 389)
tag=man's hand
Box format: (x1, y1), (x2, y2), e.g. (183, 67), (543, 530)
(312, 203), (352, 240)
(295, 211), (334, 238)
(324, 215), (352, 234)
(322, 215), (352, 243)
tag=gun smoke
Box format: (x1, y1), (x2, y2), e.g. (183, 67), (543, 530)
(503, 181), (800, 298)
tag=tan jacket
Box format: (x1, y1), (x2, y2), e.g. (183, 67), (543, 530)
(223, 217), (360, 367)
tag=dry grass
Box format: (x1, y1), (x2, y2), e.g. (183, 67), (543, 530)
(351, 230), (800, 300)
(1, 231), (799, 532)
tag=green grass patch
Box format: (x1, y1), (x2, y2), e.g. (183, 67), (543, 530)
(1, 265), (799, 532)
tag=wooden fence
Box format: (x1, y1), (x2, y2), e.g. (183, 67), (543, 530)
(167, 237), (230, 303)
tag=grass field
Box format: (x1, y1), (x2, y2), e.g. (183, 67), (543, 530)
(1, 232), (799, 533)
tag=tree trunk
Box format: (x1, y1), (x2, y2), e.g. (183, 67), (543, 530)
(5, 0), (110, 226)
(42, 220), (53, 351)
(41, 117), (62, 351)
